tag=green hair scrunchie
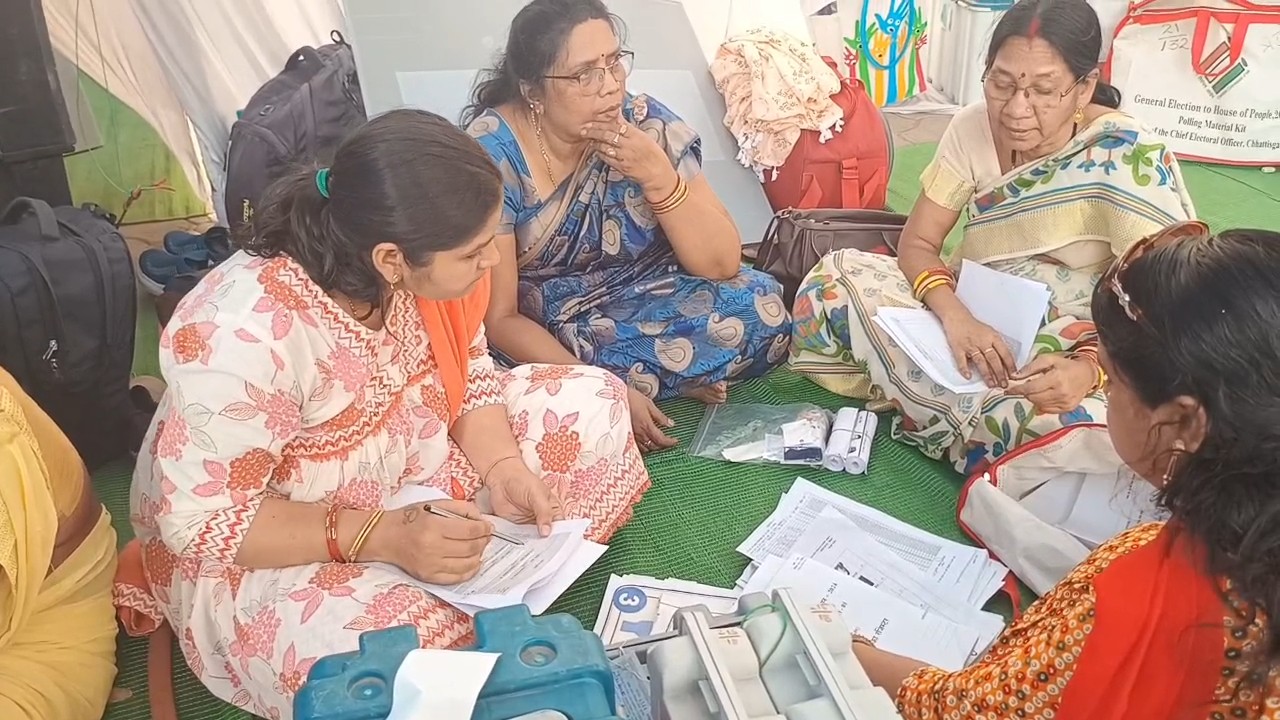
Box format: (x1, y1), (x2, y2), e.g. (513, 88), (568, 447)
(315, 168), (332, 199)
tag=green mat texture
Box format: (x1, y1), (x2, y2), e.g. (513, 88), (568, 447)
(100, 371), (970, 720)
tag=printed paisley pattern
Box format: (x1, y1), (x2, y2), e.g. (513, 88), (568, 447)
(468, 94), (791, 400)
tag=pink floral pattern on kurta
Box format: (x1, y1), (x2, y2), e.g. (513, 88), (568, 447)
(124, 253), (651, 719)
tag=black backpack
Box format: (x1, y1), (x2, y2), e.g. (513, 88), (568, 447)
(224, 30), (366, 233)
(0, 198), (140, 469)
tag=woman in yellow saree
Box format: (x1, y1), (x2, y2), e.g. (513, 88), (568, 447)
(0, 367), (118, 719)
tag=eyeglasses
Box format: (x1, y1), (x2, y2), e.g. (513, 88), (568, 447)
(544, 51), (634, 94)
(1104, 220), (1211, 322)
(981, 73), (1084, 109)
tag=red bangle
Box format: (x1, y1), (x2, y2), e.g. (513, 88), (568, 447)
(325, 504), (348, 563)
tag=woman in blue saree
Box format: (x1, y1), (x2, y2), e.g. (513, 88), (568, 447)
(463, 0), (791, 450)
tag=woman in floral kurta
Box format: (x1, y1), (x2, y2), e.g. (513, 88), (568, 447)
(115, 109), (651, 719)
(123, 253), (649, 717)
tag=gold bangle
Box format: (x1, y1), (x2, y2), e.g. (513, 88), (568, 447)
(651, 177), (684, 208)
(652, 179), (689, 215)
(911, 267), (954, 296)
(346, 510), (384, 563)
(653, 188), (688, 215)
(1068, 351), (1107, 393)
(914, 276), (954, 301)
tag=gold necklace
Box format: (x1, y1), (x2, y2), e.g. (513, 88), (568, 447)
(530, 106), (557, 188)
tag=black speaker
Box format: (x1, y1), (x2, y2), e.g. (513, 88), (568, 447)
(0, 0), (77, 160)
(0, 0), (75, 206)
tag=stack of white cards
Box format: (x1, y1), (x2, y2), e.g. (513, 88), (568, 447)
(733, 478), (1009, 670)
(593, 574), (741, 645)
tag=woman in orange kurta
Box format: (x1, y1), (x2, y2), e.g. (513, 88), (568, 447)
(853, 222), (1280, 718)
(115, 109), (651, 719)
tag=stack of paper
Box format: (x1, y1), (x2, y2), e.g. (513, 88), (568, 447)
(735, 478), (1009, 669)
(872, 260), (1052, 394)
(593, 574), (741, 645)
(1019, 467), (1170, 549)
(387, 485), (607, 616)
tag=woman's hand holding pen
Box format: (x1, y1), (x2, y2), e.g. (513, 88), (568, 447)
(377, 499), (492, 585)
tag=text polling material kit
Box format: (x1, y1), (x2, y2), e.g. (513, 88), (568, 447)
(293, 590), (901, 720)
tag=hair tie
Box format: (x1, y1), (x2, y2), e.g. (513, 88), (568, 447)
(315, 168), (332, 199)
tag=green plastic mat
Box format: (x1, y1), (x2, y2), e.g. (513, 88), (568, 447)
(99, 370), (970, 720)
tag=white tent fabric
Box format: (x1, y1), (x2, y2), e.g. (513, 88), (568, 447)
(128, 0), (348, 225)
(679, 0), (813, 64)
(41, 0), (212, 216)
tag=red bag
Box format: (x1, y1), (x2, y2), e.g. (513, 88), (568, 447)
(762, 60), (893, 212)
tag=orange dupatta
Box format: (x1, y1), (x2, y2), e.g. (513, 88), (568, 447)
(1056, 524), (1224, 719)
(415, 271), (492, 421)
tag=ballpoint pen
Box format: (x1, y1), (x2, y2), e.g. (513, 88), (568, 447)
(425, 504), (526, 546)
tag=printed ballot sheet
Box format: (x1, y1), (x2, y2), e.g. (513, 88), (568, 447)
(871, 261), (1052, 394)
(748, 554), (981, 671)
(737, 478), (1008, 608)
(594, 574), (741, 645)
(782, 509), (1006, 661)
(386, 485), (602, 615)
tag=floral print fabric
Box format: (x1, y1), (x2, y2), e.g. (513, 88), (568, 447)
(788, 108), (1196, 474)
(711, 28), (844, 174)
(124, 253), (650, 718)
(790, 249), (1106, 474)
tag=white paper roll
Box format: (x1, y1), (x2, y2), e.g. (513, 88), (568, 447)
(822, 407), (860, 471)
(844, 411), (879, 475)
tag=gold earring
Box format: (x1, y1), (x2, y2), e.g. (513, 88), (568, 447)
(1161, 439), (1187, 485)
(1074, 106), (1085, 123)
(390, 273), (402, 288)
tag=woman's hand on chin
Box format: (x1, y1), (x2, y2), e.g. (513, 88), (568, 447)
(485, 460), (564, 537)
(374, 499), (492, 585)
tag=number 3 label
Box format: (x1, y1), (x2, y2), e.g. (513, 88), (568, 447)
(611, 586), (648, 614)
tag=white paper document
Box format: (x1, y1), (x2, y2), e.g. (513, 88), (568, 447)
(752, 555), (980, 671)
(783, 510), (1006, 660)
(611, 650), (653, 719)
(594, 574), (741, 645)
(387, 485), (604, 615)
(955, 260), (1053, 368)
(386, 649), (499, 720)
(873, 307), (985, 394)
(871, 262), (1052, 394)
(737, 478), (1008, 609)
(1021, 469), (1169, 548)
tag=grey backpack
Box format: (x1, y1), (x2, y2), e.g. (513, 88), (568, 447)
(224, 30), (367, 233)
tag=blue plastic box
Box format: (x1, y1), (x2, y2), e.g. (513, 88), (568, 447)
(294, 604), (620, 720)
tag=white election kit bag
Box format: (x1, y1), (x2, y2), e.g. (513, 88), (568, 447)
(957, 424), (1170, 596)
(1106, 0), (1280, 165)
